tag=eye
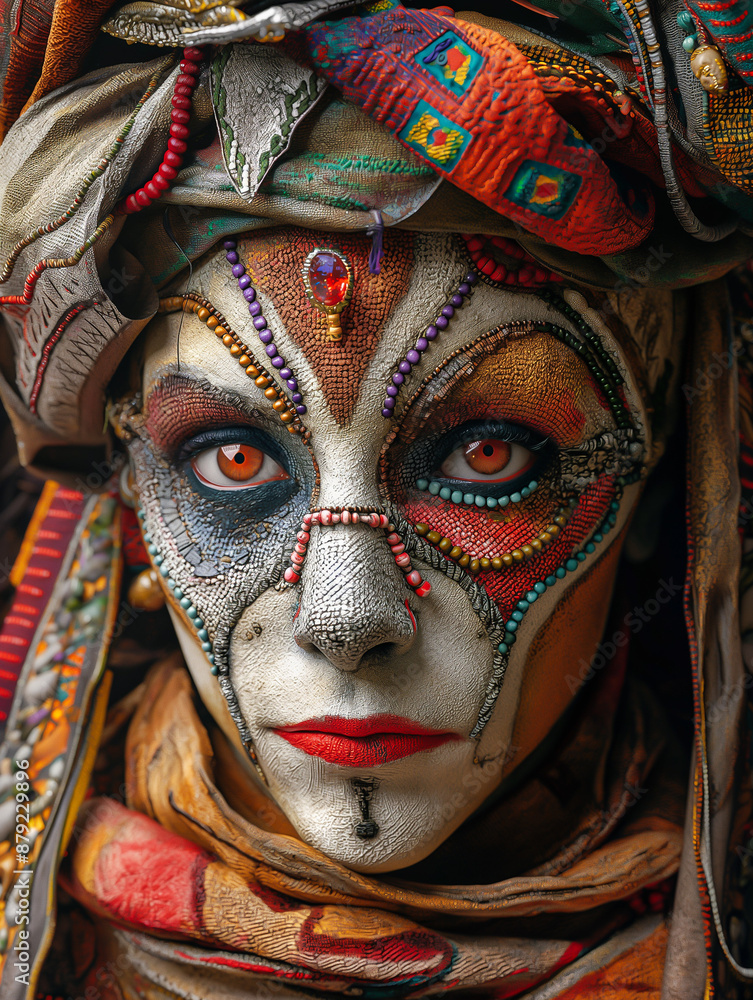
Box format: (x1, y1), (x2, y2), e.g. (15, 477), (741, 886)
(439, 438), (535, 483)
(191, 443), (290, 490)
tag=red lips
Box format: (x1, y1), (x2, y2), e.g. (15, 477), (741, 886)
(274, 715), (462, 767)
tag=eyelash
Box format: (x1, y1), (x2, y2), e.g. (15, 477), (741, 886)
(426, 420), (553, 494)
(180, 426), (296, 494)
(179, 426), (282, 459)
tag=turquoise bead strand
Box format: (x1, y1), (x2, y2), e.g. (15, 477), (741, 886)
(415, 477), (539, 508)
(137, 505), (217, 673)
(496, 495), (621, 656)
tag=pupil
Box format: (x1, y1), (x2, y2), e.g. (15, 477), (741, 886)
(233, 453), (245, 464)
(482, 444), (494, 457)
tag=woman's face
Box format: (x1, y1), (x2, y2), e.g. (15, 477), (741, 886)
(122, 228), (648, 872)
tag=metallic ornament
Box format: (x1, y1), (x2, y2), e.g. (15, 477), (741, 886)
(127, 568), (166, 612)
(302, 248), (354, 342)
(118, 463), (138, 508)
(690, 44), (728, 93)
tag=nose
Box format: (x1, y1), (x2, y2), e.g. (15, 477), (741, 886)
(292, 518), (417, 672)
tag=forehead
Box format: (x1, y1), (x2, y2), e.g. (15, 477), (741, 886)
(142, 228), (645, 453)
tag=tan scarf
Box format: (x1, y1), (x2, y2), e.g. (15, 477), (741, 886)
(60, 653), (685, 998)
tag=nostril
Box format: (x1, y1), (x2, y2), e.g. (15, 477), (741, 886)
(292, 607), (416, 673)
(290, 516), (420, 672)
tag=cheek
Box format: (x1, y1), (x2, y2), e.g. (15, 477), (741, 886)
(405, 473), (618, 625)
(507, 530), (625, 772)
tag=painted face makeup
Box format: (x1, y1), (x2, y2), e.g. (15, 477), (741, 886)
(116, 227), (649, 873)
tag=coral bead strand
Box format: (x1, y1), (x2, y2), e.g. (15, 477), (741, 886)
(116, 46), (205, 216)
(284, 508), (431, 597)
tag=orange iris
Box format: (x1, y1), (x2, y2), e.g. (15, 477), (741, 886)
(463, 439), (512, 475)
(216, 443), (264, 481)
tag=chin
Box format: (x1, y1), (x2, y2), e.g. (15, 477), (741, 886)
(252, 733), (491, 872)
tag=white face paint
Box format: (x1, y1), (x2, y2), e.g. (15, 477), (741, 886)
(125, 229), (649, 872)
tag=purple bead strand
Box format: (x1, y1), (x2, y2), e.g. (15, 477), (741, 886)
(222, 239), (307, 415)
(381, 271), (478, 417)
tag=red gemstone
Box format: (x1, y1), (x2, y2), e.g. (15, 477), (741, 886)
(307, 252), (349, 307)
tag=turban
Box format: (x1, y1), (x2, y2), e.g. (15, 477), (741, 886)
(0, 0), (750, 467)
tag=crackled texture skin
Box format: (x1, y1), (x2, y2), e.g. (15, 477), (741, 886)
(119, 228), (650, 872)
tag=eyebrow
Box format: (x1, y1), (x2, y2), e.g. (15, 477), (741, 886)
(145, 372), (268, 453)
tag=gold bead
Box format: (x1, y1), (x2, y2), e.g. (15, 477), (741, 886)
(511, 549), (524, 562)
(229, 343), (241, 356)
(272, 399), (286, 412)
(449, 546), (463, 559)
(521, 544), (534, 559)
(502, 553), (514, 567)
(264, 387), (277, 399)
(491, 557), (503, 570)
(127, 568), (165, 612)
(280, 412), (294, 423)
(255, 376), (270, 388)
(531, 538), (543, 551)
(246, 365), (259, 378)
(206, 315), (218, 329)
(539, 531), (552, 544)
(239, 355), (251, 367)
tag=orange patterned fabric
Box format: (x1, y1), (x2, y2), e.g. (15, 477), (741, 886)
(57, 656), (684, 998)
(0, 0), (114, 141)
(547, 921), (668, 998)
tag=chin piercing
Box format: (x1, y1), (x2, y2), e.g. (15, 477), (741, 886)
(302, 247), (354, 341)
(352, 777), (379, 839)
(382, 270), (477, 417)
(284, 507), (432, 597)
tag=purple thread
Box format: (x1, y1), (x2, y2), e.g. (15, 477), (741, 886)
(366, 210), (384, 275)
(380, 270), (477, 418)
